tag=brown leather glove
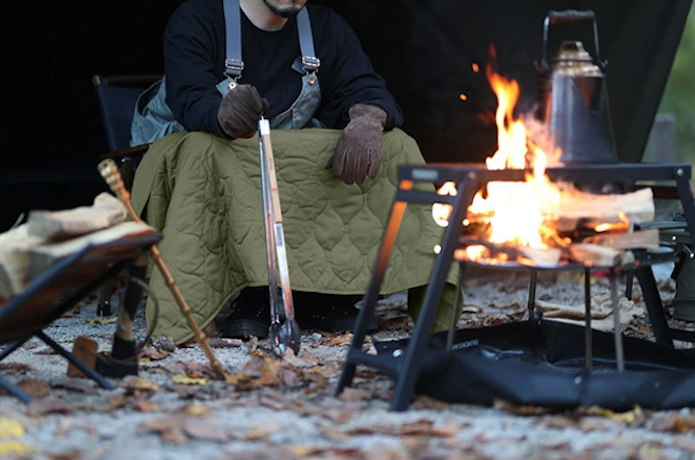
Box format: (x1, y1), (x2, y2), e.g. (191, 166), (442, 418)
(326, 104), (387, 185)
(217, 84), (270, 139)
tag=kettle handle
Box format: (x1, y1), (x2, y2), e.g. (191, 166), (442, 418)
(541, 10), (603, 71)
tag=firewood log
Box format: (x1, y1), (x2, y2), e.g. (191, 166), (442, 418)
(581, 229), (660, 250)
(568, 244), (635, 267)
(27, 192), (127, 240)
(0, 225), (47, 299)
(28, 221), (155, 279)
(542, 187), (655, 225)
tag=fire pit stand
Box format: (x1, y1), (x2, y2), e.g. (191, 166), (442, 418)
(336, 162), (695, 411)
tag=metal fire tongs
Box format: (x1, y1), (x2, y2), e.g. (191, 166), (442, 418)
(258, 116), (301, 356)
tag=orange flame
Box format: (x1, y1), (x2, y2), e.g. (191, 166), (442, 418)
(432, 65), (565, 263)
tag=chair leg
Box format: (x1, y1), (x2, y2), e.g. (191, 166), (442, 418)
(97, 278), (115, 316)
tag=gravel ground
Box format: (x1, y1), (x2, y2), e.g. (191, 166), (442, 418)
(2, 266), (695, 460)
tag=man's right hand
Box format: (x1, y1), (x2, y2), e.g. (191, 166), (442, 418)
(217, 85), (270, 139)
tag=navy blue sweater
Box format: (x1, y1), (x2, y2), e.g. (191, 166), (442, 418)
(163, 0), (403, 137)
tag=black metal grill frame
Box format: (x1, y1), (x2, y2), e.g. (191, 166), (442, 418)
(336, 162), (695, 411)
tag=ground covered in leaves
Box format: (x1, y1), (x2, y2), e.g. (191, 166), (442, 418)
(1, 269), (695, 460)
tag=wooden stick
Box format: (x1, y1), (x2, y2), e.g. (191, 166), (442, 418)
(97, 159), (228, 381)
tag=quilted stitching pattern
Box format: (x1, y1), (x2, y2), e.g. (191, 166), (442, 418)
(130, 128), (454, 344)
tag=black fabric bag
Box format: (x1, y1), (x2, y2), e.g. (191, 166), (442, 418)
(376, 320), (695, 411)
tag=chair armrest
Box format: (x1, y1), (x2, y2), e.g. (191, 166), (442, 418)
(100, 144), (150, 162)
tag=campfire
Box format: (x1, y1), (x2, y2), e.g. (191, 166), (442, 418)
(432, 65), (657, 268)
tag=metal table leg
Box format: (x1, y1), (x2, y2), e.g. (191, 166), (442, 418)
(610, 268), (625, 372)
(584, 268), (593, 371)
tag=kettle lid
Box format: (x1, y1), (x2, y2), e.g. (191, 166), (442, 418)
(551, 41), (602, 75)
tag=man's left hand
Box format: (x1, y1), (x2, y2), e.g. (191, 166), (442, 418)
(326, 104), (387, 185)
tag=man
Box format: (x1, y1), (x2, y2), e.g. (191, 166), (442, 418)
(130, 0), (461, 344)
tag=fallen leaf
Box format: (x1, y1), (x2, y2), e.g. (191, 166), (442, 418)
(319, 423), (352, 443)
(297, 405), (352, 425)
(538, 415), (578, 430)
(182, 404), (210, 417)
(278, 367), (302, 387)
(140, 347), (172, 362)
(304, 372), (329, 395)
(493, 399), (553, 416)
(17, 379), (51, 399)
(208, 338), (242, 348)
(290, 445), (326, 457)
(258, 394), (293, 411)
(347, 420), (454, 438)
(182, 418), (229, 442)
(54, 418), (99, 437)
(171, 375), (209, 386)
(651, 414), (695, 433)
(227, 356), (283, 390)
(0, 418), (24, 439)
(52, 378), (99, 395)
(35, 347), (58, 355)
(325, 448), (366, 459)
(413, 396), (450, 411)
(48, 449), (83, 460)
(181, 361), (214, 379)
(338, 387), (372, 403)
(133, 400), (164, 412)
(85, 318), (117, 325)
(108, 395), (128, 410)
(139, 417), (187, 444)
(0, 363), (32, 374)
(582, 405), (646, 424)
(400, 420), (455, 437)
(243, 426), (270, 441)
(26, 399), (74, 417)
(0, 441), (32, 456)
(120, 376), (159, 393)
(152, 337), (177, 352)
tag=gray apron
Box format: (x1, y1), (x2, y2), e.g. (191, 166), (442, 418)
(130, 0), (322, 147)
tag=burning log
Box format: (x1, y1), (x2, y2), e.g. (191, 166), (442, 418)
(581, 229), (660, 250)
(568, 244), (634, 267)
(544, 187), (655, 232)
(518, 246), (562, 267)
(463, 187), (655, 232)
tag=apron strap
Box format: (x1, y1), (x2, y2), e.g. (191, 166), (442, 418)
(223, 0), (244, 81)
(297, 8), (320, 74)
(224, 0), (319, 79)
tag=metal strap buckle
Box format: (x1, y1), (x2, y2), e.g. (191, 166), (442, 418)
(224, 58), (245, 77)
(301, 56), (321, 72)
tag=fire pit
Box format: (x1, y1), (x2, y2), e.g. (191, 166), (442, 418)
(336, 161), (695, 411)
(336, 10), (695, 411)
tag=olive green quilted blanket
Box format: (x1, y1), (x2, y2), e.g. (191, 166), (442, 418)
(130, 128), (451, 344)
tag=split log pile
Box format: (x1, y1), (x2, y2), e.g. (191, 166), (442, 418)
(459, 186), (660, 267)
(0, 193), (155, 299)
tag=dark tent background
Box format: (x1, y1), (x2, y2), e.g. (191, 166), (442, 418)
(1, 0), (692, 230)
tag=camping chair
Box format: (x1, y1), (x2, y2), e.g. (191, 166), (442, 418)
(0, 233), (161, 403)
(92, 74), (161, 189)
(92, 74), (160, 315)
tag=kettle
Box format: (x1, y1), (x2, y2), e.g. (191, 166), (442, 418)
(537, 10), (617, 164)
